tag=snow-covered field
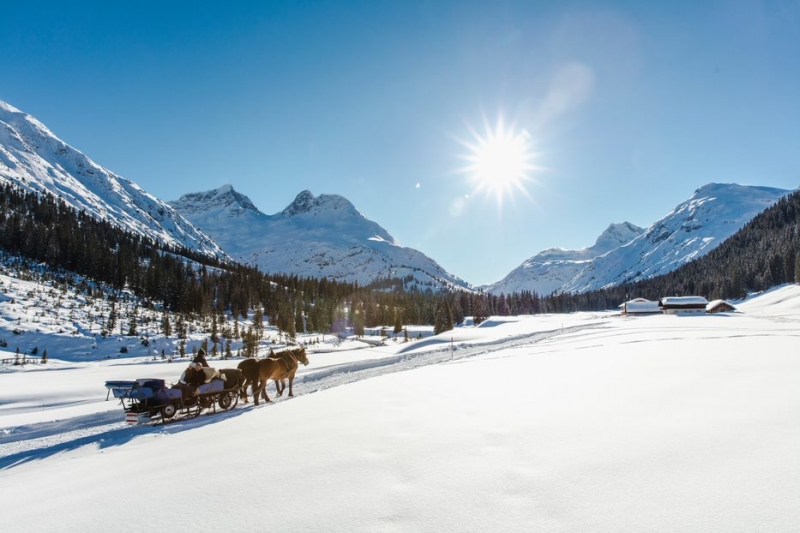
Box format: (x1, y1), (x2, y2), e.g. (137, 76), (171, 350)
(2, 285), (799, 532)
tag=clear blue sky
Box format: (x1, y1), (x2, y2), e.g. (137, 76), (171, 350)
(2, 0), (799, 286)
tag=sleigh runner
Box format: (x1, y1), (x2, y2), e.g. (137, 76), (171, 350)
(105, 374), (241, 424)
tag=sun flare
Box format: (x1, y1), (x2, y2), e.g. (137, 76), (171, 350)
(459, 117), (538, 207)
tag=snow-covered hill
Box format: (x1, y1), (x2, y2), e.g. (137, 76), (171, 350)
(487, 183), (790, 295)
(171, 186), (470, 290)
(0, 101), (225, 258)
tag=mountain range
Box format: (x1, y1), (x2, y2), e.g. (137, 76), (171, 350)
(169, 186), (470, 290)
(1, 100), (792, 295)
(485, 183), (790, 295)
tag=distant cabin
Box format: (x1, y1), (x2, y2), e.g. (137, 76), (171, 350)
(706, 299), (736, 313)
(659, 296), (709, 314)
(620, 298), (661, 315)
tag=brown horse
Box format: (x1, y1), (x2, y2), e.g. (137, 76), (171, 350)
(269, 347), (309, 396)
(237, 347), (309, 404)
(237, 357), (260, 403)
(251, 347), (309, 405)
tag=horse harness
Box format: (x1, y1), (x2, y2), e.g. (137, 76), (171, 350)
(274, 351), (298, 379)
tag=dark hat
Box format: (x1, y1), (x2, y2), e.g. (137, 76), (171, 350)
(197, 348), (206, 356)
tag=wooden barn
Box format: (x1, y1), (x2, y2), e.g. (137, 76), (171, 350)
(706, 299), (736, 313)
(658, 296), (709, 314)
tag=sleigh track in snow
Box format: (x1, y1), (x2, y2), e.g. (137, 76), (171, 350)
(0, 321), (609, 470)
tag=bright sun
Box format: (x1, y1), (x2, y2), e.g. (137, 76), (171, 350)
(460, 117), (537, 207)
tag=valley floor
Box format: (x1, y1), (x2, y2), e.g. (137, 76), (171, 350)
(1, 287), (799, 532)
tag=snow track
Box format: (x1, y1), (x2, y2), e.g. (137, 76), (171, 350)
(0, 321), (607, 469)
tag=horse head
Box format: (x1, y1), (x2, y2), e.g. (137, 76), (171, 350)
(293, 346), (309, 366)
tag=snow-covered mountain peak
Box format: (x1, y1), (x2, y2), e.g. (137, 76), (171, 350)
(281, 189), (316, 216)
(0, 101), (55, 139)
(0, 100), (225, 258)
(483, 221), (645, 295)
(486, 182), (790, 295)
(173, 187), (468, 289)
(170, 184), (259, 217)
(279, 190), (361, 219)
(594, 222), (644, 250)
(533, 221), (643, 263)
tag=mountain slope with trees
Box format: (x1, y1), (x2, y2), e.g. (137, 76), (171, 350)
(2, 181), (798, 349)
(0, 100), (224, 258)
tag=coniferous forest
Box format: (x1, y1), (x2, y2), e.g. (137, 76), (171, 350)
(1, 182), (798, 336)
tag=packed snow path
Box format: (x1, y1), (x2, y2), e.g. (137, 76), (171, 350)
(1, 320), (608, 469)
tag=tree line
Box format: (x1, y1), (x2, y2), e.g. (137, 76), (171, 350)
(1, 183), (798, 336)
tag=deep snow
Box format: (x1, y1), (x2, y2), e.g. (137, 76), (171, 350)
(1, 286), (799, 532)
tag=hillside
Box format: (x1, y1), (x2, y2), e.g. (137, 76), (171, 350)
(0, 101), (224, 258)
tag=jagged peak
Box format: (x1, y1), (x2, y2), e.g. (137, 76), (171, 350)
(533, 222), (641, 262)
(593, 221), (643, 249)
(280, 190), (359, 218)
(211, 184), (257, 209)
(282, 190), (315, 216)
(168, 185), (260, 219)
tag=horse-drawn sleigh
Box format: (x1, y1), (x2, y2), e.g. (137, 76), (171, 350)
(105, 346), (309, 424)
(105, 368), (243, 424)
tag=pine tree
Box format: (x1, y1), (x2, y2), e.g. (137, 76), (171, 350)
(211, 312), (219, 344)
(393, 312), (403, 335)
(795, 252), (800, 284)
(127, 306), (138, 336)
(253, 307), (264, 339)
(352, 309), (364, 337)
(107, 301), (117, 334)
(434, 302), (453, 335)
(161, 310), (172, 337)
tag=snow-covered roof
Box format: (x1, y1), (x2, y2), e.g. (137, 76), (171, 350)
(707, 299), (736, 311)
(659, 296), (709, 306)
(623, 300), (661, 313)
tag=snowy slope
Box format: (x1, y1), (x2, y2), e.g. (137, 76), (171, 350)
(2, 281), (800, 532)
(171, 186), (471, 290)
(0, 101), (225, 258)
(488, 184), (790, 295)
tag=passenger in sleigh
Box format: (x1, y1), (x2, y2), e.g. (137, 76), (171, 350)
(174, 361), (205, 398)
(197, 365), (226, 394)
(192, 348), (209, 367)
